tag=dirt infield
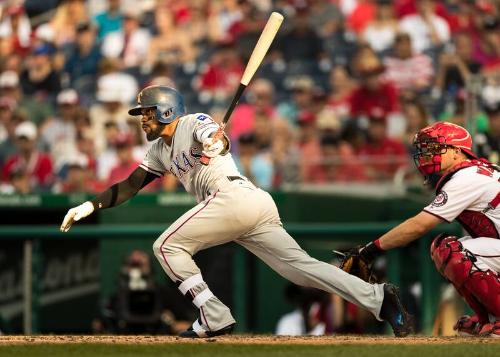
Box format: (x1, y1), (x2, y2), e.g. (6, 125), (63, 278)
(0, 335), (499, 345)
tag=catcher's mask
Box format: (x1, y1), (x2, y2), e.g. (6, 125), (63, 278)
(128, 85), (186, 124)
(413, 122), (477, 185)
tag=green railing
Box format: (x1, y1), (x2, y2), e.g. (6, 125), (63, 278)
(0, 222), (460, 335)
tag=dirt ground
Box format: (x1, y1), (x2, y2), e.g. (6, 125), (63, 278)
(0, 335), (499, 345)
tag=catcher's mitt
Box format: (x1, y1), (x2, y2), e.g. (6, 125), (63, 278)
(336, 246), (377, 283)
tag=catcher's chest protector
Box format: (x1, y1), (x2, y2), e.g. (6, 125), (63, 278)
(431, 234), (500, 318)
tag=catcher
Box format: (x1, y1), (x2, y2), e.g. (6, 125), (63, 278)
(340, 122), (500, 337)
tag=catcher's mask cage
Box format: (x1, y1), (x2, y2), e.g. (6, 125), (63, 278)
(413, 122), (477, 182)
(128, 85), (186, 124)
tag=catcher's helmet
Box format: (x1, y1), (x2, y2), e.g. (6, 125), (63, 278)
(413, 122), (477, 178)
(128, 85), (186, 124)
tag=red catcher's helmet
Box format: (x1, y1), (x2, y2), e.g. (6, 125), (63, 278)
(413, 122), (477, 178)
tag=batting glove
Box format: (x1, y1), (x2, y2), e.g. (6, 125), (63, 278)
(202, 137), (224, 158)
(60, 201), (95, 232)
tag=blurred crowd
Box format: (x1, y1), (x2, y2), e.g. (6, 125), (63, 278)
(0, 0), (499, 194)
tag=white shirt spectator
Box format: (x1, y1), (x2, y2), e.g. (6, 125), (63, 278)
(399, 14), (450, 53)
(383, 53), (434, 91)
(101, 28), (151, 68)
(363, 26), (397, 53)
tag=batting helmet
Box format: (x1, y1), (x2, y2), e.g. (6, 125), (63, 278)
(128, 85), (186, 124)
(413, 122), (477, 178)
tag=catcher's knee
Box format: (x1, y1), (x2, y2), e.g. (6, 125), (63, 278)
(465, 270), (500, 318)
(430, 233), (473, 287)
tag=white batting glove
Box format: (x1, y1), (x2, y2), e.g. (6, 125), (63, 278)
(202, 137), (225, 158)
(60, 201), (95, 232)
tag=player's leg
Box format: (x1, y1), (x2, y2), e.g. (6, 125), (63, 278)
(236, 188), (413, 336)
(237, 224), (385, 314)
(152, 191), (251, 336)
(431, 235), (500, 336)
(460, 237), (500, 337)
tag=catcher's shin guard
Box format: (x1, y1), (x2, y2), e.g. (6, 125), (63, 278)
(431, 234), (500, 320)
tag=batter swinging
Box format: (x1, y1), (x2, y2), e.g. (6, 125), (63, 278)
(60, 85), (413, 338)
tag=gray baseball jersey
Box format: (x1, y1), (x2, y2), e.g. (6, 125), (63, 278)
(147, 112), (386, 333)
(140, 113), (241, 202)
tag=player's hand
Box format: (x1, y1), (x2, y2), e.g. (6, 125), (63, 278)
(202, 137), (224, 158)
(60, 201), (95, 232)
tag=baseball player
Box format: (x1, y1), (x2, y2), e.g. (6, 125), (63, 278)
(60, 85), (413, 338)
(352, 122), (500, 337)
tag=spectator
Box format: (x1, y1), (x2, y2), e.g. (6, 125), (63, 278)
(345, 0), (376, 35)
(49, 0), (89, 46)
(63, 22), (102, 95)
(383, 32), (434, 97)
(349, 50), (401, 124)
(89, 71), (137, 155)
(195, 42), (244, 106)
(0, 71), (53, 125)
(296, 111), (321, 182)
(53, 154), (101, 193)
(106, 134), (140, 187)
(92, 250), (195, 334)
(225, 0), (264, 54)
(434, 32), (482, 99)
(304, 134), (367, 183)
(277, 6), (326, 69)
(0, 109), (23, 166)
(472, 15), (500, 67)
(398, 0), (450, 54)
(0, 96), (16, 144)
(278, 75), (317, 126)
(357, 115), (409, 182)
(40, 89), (81, 173)
(101, 8), (151, 70)
(19, 44), (62, 99)
(0, 166), (31, 194)
(309, 0), (344, 39)
(400, 100), (430, 150)
(326, 65), (356, 123)
(476, 101), (500, 164)
(206, 0), (243, 44)
(234, 132), (273, 190)
(275, 283), (330, 336)
(93, 0), (123, 40)
(229, 78), (278, 141)
(0, 4), (31, 56)
(146, 4), (197, 70)
(2, 121), (53, 191)
(362, 0), (399, 54)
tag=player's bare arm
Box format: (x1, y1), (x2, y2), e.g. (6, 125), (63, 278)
(377, 211), (443, 250)
(60, 167), (157, 232)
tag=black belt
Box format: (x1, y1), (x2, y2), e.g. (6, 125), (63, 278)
(227, 176), (244, 182)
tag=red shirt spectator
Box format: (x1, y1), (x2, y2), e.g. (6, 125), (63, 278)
(357, 118), (409, 181)
(2, 121), (53, 189)
(349, 78), (400, 120)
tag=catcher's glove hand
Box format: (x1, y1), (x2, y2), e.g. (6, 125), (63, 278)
(336, 241), (383, 283)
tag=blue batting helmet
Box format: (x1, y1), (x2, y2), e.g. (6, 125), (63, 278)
(128, 85), (186, 124)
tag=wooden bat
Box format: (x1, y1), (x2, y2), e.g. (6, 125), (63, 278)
(200, 12), (284, 165)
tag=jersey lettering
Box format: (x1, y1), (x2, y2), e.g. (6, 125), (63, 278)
(182, 151), (194, 169)
(477, 166), (494, 177)
(172, 157), (187, 177)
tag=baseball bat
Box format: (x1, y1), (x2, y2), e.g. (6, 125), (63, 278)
(200, 12), (284, 165)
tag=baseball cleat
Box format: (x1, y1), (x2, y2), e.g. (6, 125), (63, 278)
(178, 319), (235, 338)
(478, 321), (500, 338)
(379, 283), (414, 337)
(454, 315), (480, 336)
